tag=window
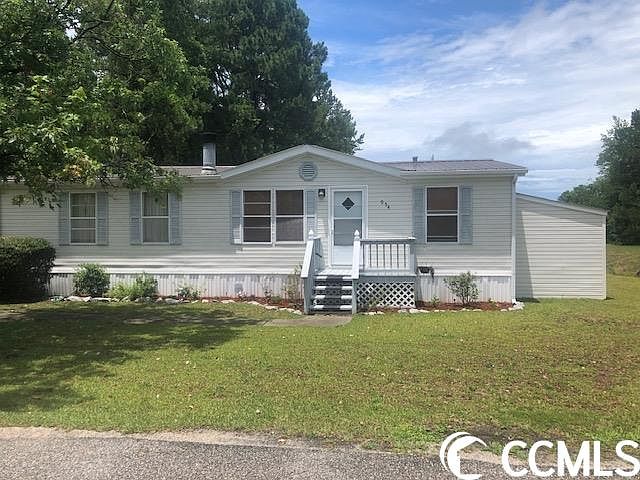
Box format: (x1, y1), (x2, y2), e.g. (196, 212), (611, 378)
(243, 190), (271, 243)
(143, 192), (169, 243)
(242, 190), (304, 243)
(426, 187), (458, 242)
(276, 190), (303, 241)
(70, 193), (96, 244)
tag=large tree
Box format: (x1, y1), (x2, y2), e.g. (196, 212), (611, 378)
(158, 0), (364, 165)
(0, 0), (209, 205)
(560, 109), (640, 244)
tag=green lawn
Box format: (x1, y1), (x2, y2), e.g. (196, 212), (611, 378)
(1, 270), (639, 452)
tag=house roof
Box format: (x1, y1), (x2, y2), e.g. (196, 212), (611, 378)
(162, 145), (528, 178)
(382, 159), (527, 174)
(516, 193), (607, 216)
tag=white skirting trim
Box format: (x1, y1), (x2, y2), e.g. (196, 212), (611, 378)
(49, 273), (300, 298)
(416, 274), (512, 303)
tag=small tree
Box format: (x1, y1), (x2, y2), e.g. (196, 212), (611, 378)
(444, 271), (479, 306)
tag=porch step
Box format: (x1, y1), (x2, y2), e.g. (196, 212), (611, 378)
(313, 294), (353, 301)
(311, 304), (353, 312)
(314, 275), (352, 282)
(314, 285), (353, 292)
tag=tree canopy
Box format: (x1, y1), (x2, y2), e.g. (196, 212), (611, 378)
(559, 109), (640, 244)
(0, 0), (364, 205)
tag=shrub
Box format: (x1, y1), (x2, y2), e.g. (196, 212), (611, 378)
(444, 271), (479, 306)
(177, 285), (200, 301)
(73, 263), (110, 297)
(0, 236), (56, 302)
(108, 273), (158, 300)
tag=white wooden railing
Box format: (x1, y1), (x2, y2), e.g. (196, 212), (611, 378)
(301, 230), (324, 314)
(359, 236), (416, 273)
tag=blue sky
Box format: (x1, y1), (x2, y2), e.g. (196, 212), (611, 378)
(297, 0), (640, 198)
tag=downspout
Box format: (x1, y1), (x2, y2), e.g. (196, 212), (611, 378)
(511, 175), (517, 304)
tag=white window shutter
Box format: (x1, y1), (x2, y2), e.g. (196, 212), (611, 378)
(304, 190), (317, 238)
(230, 190), (242, 244)
(459, 186), (473, 244)
(58, 192), (70, 246)
(96, 192), (109, 245)
(412, 187), (425, 243)
(168, 192), (182, 245)
(129, 191), (142, 245)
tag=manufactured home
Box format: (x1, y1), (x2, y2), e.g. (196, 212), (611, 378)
(0, 144), (607, 312)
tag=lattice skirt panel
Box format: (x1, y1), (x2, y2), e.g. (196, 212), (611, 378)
(356, 282), (415, 310)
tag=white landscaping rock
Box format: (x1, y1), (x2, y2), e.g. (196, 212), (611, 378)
(292, 310), (303, 315)
(509, 301), (525, 311)
(90, 297), (111, 302)
(409, 308), (421, 314)
(201, 299), (210, 303)
(165, 298), (179, 304)
(66, 296), (84, 302)
(155, 297), (164, 303)
(264, 305), (278, 310)
(221, 299), (235, 304)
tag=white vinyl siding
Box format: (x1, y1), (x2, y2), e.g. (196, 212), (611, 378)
(412, 176), (513, 273)
(70, 192), (97, 244)
(0, 154), (514, 277)
(515, 194), (606, 299)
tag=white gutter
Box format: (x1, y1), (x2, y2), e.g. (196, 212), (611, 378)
(511, 174), (517, 304)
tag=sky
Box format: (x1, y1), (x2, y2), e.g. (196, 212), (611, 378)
(297, 0), (640, 198)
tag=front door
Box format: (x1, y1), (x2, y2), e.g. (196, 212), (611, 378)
(331, 189), (364, 265)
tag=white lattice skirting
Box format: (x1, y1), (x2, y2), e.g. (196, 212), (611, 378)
(356, 281), (415, 309)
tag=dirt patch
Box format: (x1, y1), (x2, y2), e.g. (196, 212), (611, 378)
(265, 315), (351, 327)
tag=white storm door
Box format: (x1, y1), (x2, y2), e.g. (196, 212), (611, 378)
(331, 190), (363, 265)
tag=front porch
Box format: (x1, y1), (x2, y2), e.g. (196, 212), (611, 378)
(301, 231), (417, 313)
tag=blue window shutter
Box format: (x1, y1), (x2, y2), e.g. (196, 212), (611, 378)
(96, 192), (109, 245)
(58, 192), (70, 246)
(129, 191), (142, 245)
(230, 190), (242, 244)
(412, 187), (425, 243)
(459, 186), (473, 244)
(304, 190), (317, 239)
(169, 192), (182, 245)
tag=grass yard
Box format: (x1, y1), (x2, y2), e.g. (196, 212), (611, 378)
(1, 255), (639, 452)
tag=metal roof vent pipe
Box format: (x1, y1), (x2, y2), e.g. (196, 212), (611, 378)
(412, 156), (418, 169)
(201, 132), (217, 175)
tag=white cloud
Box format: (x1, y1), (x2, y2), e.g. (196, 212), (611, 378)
(326, 0), (640, 198)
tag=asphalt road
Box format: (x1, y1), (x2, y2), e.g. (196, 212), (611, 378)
(0, 428), (539, 480)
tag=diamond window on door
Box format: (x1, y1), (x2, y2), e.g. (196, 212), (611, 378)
(342, 197), (355, 210)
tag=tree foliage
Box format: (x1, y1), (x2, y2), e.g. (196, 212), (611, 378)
(1, 0), (362, 203)
(0, 0), (209, 205)
(560, 109), (640, 244)
(158, 0), (364, 164)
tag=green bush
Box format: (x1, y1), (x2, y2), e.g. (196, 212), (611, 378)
(73, 263), (110, 297)
(0, 236), (56, 302)
(444, 271), (479, 306)
(108, 273), (158, 300)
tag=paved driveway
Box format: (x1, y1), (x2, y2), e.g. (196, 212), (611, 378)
(0, 428), (548, 479)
